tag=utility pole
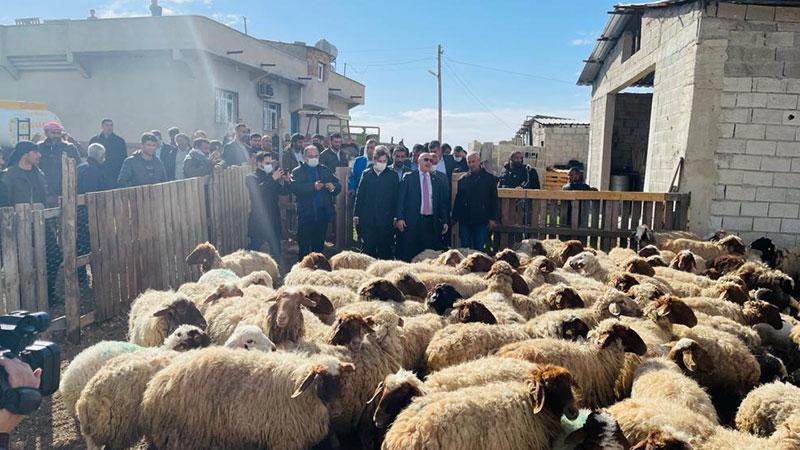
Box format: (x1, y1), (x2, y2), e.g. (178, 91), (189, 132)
(436, 44), (443, 143)
(243, 16), (248, 34)
(343, 62), (347, 77)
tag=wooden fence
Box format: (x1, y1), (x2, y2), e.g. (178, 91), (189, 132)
(0, 204), (49, 315)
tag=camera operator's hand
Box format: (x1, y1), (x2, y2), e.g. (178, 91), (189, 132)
(0, 357), (41, 433)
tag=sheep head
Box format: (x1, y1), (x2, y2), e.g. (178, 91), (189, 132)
(750, 237), (779, 268)
(667, 338), (713, 375)
(648, 296), (697, 327)
(634, 225), (656, 247)
(426, 283), (463, 315)
(437, 249), (465, 266)
(627, 283), (667, 304)
(718, 282), (749, 305)
(299, 288), (336, 325)
(630, 429), (692, 450)
(563, 411), (630, 450)
(486, 261), (529, 294)
(609, 272), (640, 294)
(711, 255), (745, 275)
(291, 359), (356, 403)
(545, 285), (585, 310)
(516, 238), (547, 257)
(528, 365), (579, 420)
(299, 252), (332, 271)
(669, 251), (696, 273)
(153, 295), (207, 335)
(495, 249), (521, 269)
(224, 324), (276, 352)
(752, 287), (789, 311)
(756, 351), (788, 384)
(328, 313), (376, 352)
(457, 252), (495, 273)
(394, 272), (428, 299)
(266, 288), (316, 345)
(240, 270), (274, 288)
(567, 251), (597, 273)
(163, 324), (211, 351)
(637, 245), (661, 258)
(559, 240), (585, 264)
(626, 257), (656, 277)
(742, 300), (782, 329)
(359, 278), (405, 303)
(451, 299), (497, 325)
(185, 242), (221, 272)
(718, 234), (746, 255)
(646, 255), (668, 267)
(559, 316), (590, 341)
(203, 282), (245, 304)
(594, 321), (647, 355)
(368, 370), (426, 429)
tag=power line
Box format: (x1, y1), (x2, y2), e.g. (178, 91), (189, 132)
(443, 59), (513, 129)
(445, 56), (574, 85)
(347, 57), (432, 68)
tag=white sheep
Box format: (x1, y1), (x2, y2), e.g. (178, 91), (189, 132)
(224, 324), (276, 352)
(185, 241), (280, 281)
(283, 267), (372, 291)
(424, 322), (531, 372)
(330, 250), (376, 270)
(735, 381), (800, 437)
(197, 267), (239, 286)
(127, 290), (207, 347)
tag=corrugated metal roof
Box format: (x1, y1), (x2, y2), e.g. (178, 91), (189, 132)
(531, 115), (590, 126)
(576, 0), (800, 86)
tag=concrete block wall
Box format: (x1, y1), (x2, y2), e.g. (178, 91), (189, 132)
(705, 3), (800, 247)
(539, 125), (590, 168)
(611, 93), (652, 180)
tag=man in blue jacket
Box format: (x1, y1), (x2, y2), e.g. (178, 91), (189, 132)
(289, 145), (341, 260)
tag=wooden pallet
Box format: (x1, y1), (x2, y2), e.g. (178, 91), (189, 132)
(543, 169), (569, 191)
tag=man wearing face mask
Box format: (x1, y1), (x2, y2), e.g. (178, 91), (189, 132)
(444, 145), (469, 180)
(499, 151), (540, 189)
(246, 151), (288, 258)
(289, 145), (341, 260)
(353, 146), (398, 259)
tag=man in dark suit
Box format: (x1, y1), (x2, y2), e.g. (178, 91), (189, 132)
(289, 145), (341, 260)
(319, 132), (349, 170)
(353, 146), (398, 259)
(444, 145), (469, 181)
(395, 152), (450, 261)
(281, 133), (305, 172)
(88, 118), (127, 189)
(247, 151), (289, 259)
(452, 153), (499, 251)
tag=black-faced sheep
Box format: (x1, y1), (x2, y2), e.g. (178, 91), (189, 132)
(186, 241), (279, 281)
(426, 283), (463, 315)
(128, 291), (207, 347)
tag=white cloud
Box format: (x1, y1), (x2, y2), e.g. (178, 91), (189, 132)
(571, 38), (594, 46)
(350, 106), (589, 147)
(98, 0), (182, 18)
(570, 31), (597, 46)
(211, 13), (242, 28)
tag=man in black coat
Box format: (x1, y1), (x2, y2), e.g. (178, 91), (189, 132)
(452, 153), (499, 251)
(246, 151), (289, 259)
(444, 145), (469, 181)
(395, 152), (450, 261)
(353, 147), (398, 259)
(38, 121), (81, 202)
(77, 143), (106, 195)
(289, 145), (342, 260)
(319, 132), (349, 170)
(281, 133), (305, 172)
(89, 119), (127, 189)
(2, 141), (47, 206)
(499, 150), (540, 189)
(117, 133), (167, 188)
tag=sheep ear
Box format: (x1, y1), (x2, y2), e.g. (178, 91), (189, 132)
(397, 317), (404, 328)
(564, 427), (588, 445)
(339, 362), (355, 374)
(153, 306), (172, 317)
(363, 317), (377, 334)
(204, 291), (223, 304)
(298, 296), (318, 309)
(291, 371), (319, 399)
(656, 303), (672, 318)
(531, 381), (546, 414)
(682, 349), (698, 373)
(366, 381), (384, 405)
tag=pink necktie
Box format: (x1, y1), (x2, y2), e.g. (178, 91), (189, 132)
(422, 173), (432, 215)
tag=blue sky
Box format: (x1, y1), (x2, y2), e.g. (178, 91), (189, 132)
(1, 0), (615, 146)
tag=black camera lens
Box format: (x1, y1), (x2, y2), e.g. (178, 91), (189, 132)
(23, 312), (51, 333)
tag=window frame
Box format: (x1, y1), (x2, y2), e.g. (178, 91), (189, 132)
(214, 89), (239, 125)
(263, 101), (281, 132)
(317, 62), (325, 82)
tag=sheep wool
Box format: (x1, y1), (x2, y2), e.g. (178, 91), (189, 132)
(283, 267), (372, 291)
(630, 357), (718, 423)
(330, 250), (377, 270)
(127, 290), (206, 347)
(735, 381), (800, 437)
(399, 313), (446, 371)
(423, 356), (539, 393)
(607, 398), (716, 446)
(424, 322), (531, 371)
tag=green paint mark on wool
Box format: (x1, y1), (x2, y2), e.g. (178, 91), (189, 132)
(552, 409), (591, 450)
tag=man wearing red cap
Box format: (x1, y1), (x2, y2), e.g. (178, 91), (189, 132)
(37, 121), (80, 204)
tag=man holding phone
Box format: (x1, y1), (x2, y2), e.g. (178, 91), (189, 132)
(246, 151), (289, 259)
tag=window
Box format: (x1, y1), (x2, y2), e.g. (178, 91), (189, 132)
(263, 102), (281, 131)
(215, 89), (239, 124)
(317, 62), (325, 81)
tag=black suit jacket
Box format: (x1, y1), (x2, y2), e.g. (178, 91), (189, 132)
(396, 171), (450, 231)
(320, 148), (349, 169)
(289, 163), (341, 220)
(354, 168), (399, 228)
(281, 148), (302, 172)
(443, 154), (468, 181)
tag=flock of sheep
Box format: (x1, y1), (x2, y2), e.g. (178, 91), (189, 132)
(57, 228), (800, 450)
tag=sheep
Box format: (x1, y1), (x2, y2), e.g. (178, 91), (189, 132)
(382, 365), (579, 450)
(289, 284), (359, 309)
(413, 271), (488, 298)
(384, 269), (429, 301)
(436, 248), (467, 266)
(238, 269), (274, 289)
(223, 324), (277, 352)
(609, 246), (639, 267)
(514, 238), (548, 257)
(669, 250), (707, 275)
(196, 267), (239, 286)
(411, 248), (444, 262)
(736, 261), (796, 302)
(607, 398), (717, 446)
(619, 295), (698, 357)
(629, 429), (694, 450)
(358, 278), (407, 303)
(398, 313), (446, 371)
(260, 288), (319, 348)
(294, 251), (332, 271)
(424, 322), (531, 372)
(496, 319), (647, 408)
(521, 255), (558, 289)
(495, 248), (525, 268)
(634, 225), (743, 261)
(366, 260), (412, 277)
(284, 266), (372, 291)
(330, 250), (376, 270)
(127, 290), (207, 347)
(455, 251), (496, 274)
(552, 410), (630, 450)
(76, 348), (178, 450)
(526, 288), (642, 330)
(141, 348), (354, 450)
(565, 251), (618, 283)
(195, 282), (245, 307)
(425, 283), (464, 315)
(186, 241), (279, 281)
(471, 262), (568, 320)
(735, 381), (800, 437)
(680, 297), (782, 329)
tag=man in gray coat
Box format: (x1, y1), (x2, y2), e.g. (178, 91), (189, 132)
(117, 133), (167, 188)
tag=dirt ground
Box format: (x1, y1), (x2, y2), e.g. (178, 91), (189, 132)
(12, 314), (148, 450)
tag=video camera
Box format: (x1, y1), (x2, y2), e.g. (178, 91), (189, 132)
(0, 311), (60, 415)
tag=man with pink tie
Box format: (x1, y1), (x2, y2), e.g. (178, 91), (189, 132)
(394, 152), (451, 261)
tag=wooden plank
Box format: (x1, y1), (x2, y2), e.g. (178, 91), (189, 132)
(15, 204), (36, 311)
(610, 200), (622, 249)
(642, 201), (654, 229)
(602, 200), (613, 252)
(570, 200), (579, 230)
(90, 193), (108, 321)
(499, 189), (670, 202)
(152, 184), (170, 290)
(240, 168), (250, 250)
(1, 208), (20, 313)
(620, 201), (632, 248)
(530, 199), (541, 240)
(675, 195), (690, 229)
(32, 206), (48, 312)
(166, 182), (180, 288)
(630, 201), (643, 230)
(493, 225), (634, 238)
(132, 187), (145, 293)
(186, 179), (198, 280)
(105, 191), (122, 316)
(173, 181), (188, 283)
(546, 200), (556, 239)
(654, 202), (666, 231)
(61, 156), (80, 343)
(112, 189), (128, 316)
(199, 178), (209, 244)
(142, 184), (157, 289)
(664, 200), (676, 231)
(48, 310), (95, 332)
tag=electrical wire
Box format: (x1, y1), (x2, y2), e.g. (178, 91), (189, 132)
(445, 56), (574, 85)
(442, 59), (513, 129)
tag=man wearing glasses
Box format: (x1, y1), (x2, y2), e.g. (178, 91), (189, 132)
(394, 152), (450, 261)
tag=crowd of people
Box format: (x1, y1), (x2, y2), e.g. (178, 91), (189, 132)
(0, 119), (594, 267)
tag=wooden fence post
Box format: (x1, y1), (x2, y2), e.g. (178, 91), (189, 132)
(61, 155), (80, 343)
(1, 208), (20, 314)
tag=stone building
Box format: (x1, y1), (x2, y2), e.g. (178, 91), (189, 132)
(0, 15), (365, 145)
(578, 0), (800, 246)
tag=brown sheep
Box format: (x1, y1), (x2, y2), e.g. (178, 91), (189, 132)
(265, 288), (318, 347)
(298, 252), (332, 271)
(327, 313), (377, 352)
(637, 245), (661, 258)
(559, 240), (586, 264)
(627, 257), (656, 277)
(711, 255), (745, 275)
(718, 234), (746, 255)
(646, 255), (669, 267)
(457, 252), (495, 273)
(719, 282), (750, 305)
(495, 249), (521, 269)
(359, 279), (406, 303)
(202, 283), (245, 304)
(295, 287), (337, 325)
(451, 299), (497, 324)
(544, 286), (585, 310)
(669, 251), (697, 273)
(391, 271), (428, 299)
(609, 272), (640, 294)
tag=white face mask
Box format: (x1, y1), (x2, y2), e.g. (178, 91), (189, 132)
(261, 163), (274, 174)
(306, 158), (319, 167)
(453, 156), (463, 162)
(374, 162), (387, 172)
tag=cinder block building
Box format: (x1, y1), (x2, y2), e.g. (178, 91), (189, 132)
(514, 115), (590, 167)
(0, 15), (365, 144)
(579, 0), (800, 246)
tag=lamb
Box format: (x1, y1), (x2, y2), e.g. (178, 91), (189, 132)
(496, 319), (647, 408)
(223, 324), (277, 352)
(185, 241), (279, 281)
(735, 381), (800, 437)
(382, 365), (579, 450)
(127, 290), (207, 347)
(141, 348), (354, 450)
(330, 250), (376, 270)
